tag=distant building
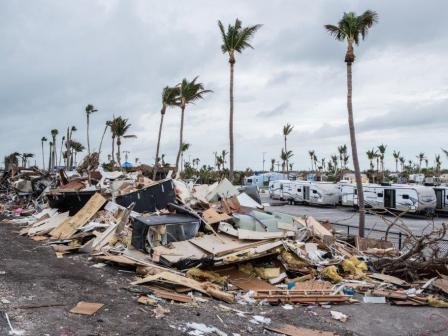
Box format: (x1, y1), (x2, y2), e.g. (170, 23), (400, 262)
(342, 173), (369, 184)
(243, 172), (288, 187)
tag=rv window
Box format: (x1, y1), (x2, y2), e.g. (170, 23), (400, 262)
(297, 188), (302, 192)
(247, 179), (252, 183)
(402, 194), (409, 199)
(377, 193), (383, 197)
(312, 190), (317, 194)
(354, 189), (357, 195)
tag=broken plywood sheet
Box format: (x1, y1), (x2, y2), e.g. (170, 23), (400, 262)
(292, 280), (332, 292)
(296, 216), (333, 238)
(94, 254), (147, 267)
(265, 324), (337, 336)
(237, 192), (263, 209)
(368, 273), (409, 287)
(202, 208), (231, 225)
(70, 301), (104, 315)
(189, 233), (269, 257)
(50, 193), (107, 239)
(433, 278), (448, 295)
(153, 241), (208, 264)
(28, 212), (70, 236)
(132, 272), (207, 294)
(221, 268), (277, 291)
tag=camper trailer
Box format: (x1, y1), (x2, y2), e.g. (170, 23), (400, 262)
(342, 184), (436, 215)
(434, 186), (448, 213)
(269, 180), (339, 206)
(244, 172), (287, 188)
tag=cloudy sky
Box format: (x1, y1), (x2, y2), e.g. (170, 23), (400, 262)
(1, 0), (447, 171)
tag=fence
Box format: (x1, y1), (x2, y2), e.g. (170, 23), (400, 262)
(331, 222), (448, 254)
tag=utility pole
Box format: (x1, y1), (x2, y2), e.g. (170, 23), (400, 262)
(262, 152), (266, 172)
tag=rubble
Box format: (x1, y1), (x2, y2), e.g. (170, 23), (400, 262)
(1, 164), (448, 332)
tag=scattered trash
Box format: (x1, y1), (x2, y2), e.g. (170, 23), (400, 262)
(330, 310), (349, 322)
(69, 301), (104, 316)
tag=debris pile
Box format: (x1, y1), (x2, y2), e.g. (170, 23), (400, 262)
(1, 169), (448, 315)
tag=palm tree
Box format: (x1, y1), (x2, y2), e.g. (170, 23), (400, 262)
(41, 137), (47, 170)
(325, 10), (378, 237)
(221, 149), (229, 170)
(70, 141), (85, 167)
(174, 77), (211, 172)
(331, 155), (338, 174)
(337, 145), (347, 170)
(377, 144), (387, 173)
(416, 152), (425, 172)
(366, 149), (376, 170)
(59, 136), (66, 166)
(110, 117), (136, 168)
(270, 158), (275, 172)
(442, 148), (448, 159)
(280, 149), (293, 173)
(85, 104), (98, 155)
(50, 129), (58, 171)
(435, 154), (442, 176)
(399, 156), (405, 172)
(424, 158), (429, 169)
(282, 123), (294, 172)
(153, 86), (179, 179)
(308, 150), (315, 171)
(392, 150), (400, 173)
(180, 143), (190, 172)
(66, 126), (77, 168)
(21, 153), (34, 168)
(218, 18), (262, 182)
(343, 154), (350, 170)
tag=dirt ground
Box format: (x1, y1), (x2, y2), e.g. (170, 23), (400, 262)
(1, 221), (447, 336)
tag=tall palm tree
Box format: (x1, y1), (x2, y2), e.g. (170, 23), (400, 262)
(325, 10), (378, 237)
(180, 143), (190, 172)
(392, 150), (400, 173)
(416, 152), (425, 172)
(218, 18), (262, 182)
(435, 154), (442, 176)
(41, 137), (47, 170)
(174, 77), (211, 172)
(66, 126), (77, 168)
(85, 104), (98, 155)
(221, 149), (229, 170)
(50, 129), (58, 171)
(442, 148), (448, 158)
(59, 136), (66, 166)
(154, 86), (179, 179)
(110, 116), (136, 168)
(337, 145), (347, 170)
(20, 153), (34, 168)
(308, 150), (315, 172)
(343, 154), (350, 170)
(331, 155), (338, 174)
(270, 158), (275, 172)
(282, 123), (294, 172)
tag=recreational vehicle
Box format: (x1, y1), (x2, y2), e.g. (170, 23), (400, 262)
(244, 172), (287, 188)
(434, 186), (448, 213)
(342, 184), (437, 215)
(269, 180), (339, 206)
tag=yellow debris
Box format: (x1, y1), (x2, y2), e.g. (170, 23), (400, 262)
(321, 265), (343, 283)
(341, 256), (366, 279)
(254, 267), (281, 280)
(428, 296), (448, 308)
(281, 251), (308, 267)
(238, 263), (255, 276)
(186, 268), (228, 285)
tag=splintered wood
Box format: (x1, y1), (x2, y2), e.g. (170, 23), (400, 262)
(254, 290), (347, 304)
(50, 193), (107, 239)
(70, 301), (104, 315)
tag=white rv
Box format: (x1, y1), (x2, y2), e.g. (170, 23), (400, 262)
(269, 180), (339, 206)
(342, 184), (436, 215)
(434, 186), (448, 212)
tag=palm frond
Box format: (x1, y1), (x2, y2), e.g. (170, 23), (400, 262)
(442, 148), (448, 158)
(324, 24), (345, 41)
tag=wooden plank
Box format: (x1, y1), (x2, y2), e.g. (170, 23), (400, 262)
(296, 216), (333, 238)
(70, 301), (104, 315)
(94, 255), (147, 267)
(202, 208), (231, 225)
(152, 241), (208, 264)
(433, 278), (448, 295)
(28, 212), (70, 236)
(368, 273), (409, 287)
(50, 193), (107, 239)
(189, 233), (269, 257)
(265, 324), (337, 336)
(254, 290), (347, 303)
(150, 288), (193, 303)
(292, 280), (333, 292)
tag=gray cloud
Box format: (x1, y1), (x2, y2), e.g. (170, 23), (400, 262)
(0, 0), (447, 171)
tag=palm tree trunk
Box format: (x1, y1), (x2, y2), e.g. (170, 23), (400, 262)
(48, 143), (52, 171)
(59, 140), (63, 167)
(87, 115), (91, 155)
(111, 136), (115, 166)
(284, 136), (288, 173)
(41, 142), (45, 171)
(346, 61), (365, 237)
(229, 59), (235, 182)
(116, 138), (122, 169)
(175, 106), (185, 172)
(98, 124), (108, 156)
(153, 112), (165, 180)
